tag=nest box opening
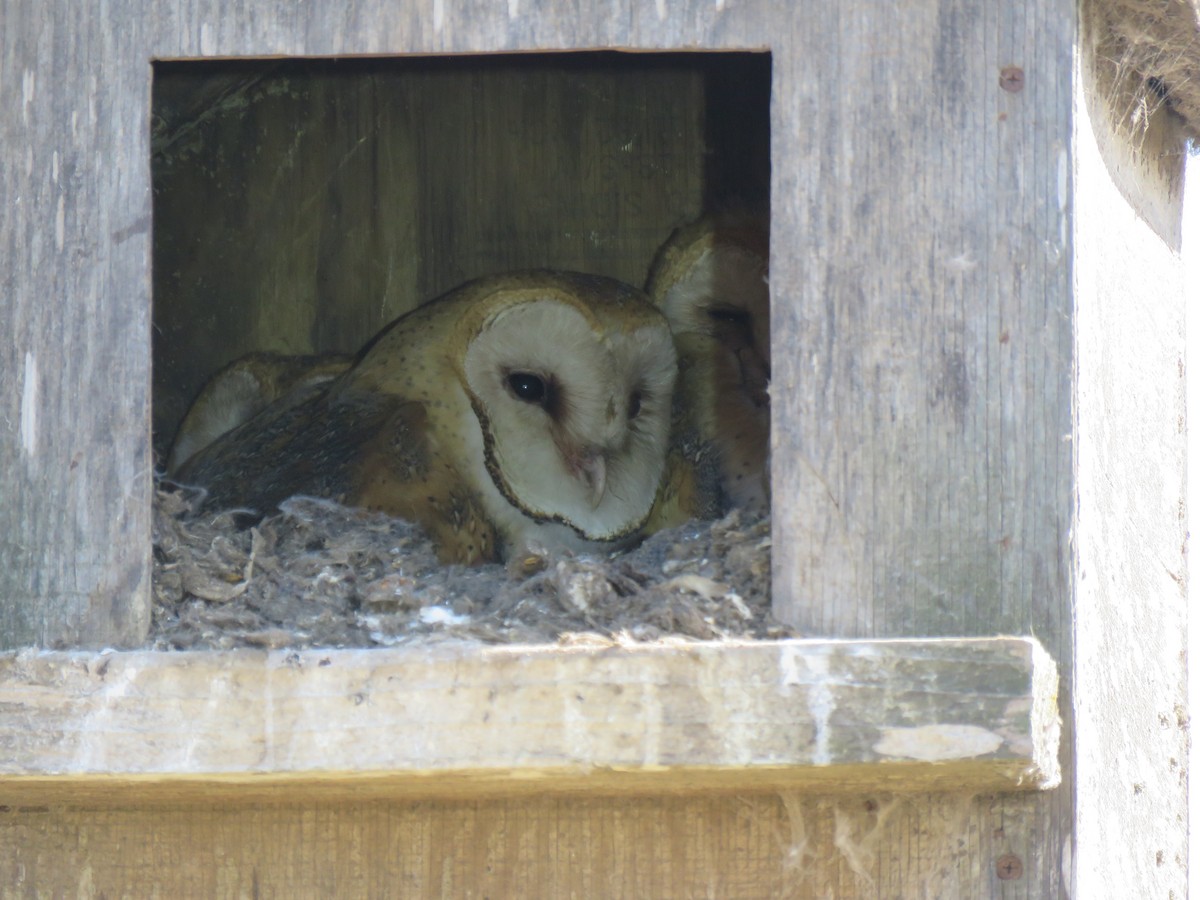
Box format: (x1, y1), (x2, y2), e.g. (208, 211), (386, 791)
(148, 51), (776, 649)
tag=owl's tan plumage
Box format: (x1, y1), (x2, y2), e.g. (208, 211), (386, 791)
(167, 351), (353, 474)
(176, 271), (678, 565)
(646, 211), (771, 516)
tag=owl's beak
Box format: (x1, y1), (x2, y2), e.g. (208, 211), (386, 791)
(573, 450), (607, 508)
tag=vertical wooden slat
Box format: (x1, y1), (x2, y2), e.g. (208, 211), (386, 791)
(0, 1), (153, 648)
(768, 0), (1074, 644)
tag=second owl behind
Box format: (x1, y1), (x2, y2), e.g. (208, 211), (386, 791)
(647, 210), (771, 518)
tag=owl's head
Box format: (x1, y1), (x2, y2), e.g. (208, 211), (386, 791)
(648, 212), (770, 412)
(455, 271), (678, 544)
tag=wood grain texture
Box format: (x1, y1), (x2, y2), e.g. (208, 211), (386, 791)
(762, 4), (1081, 893)
(0, 793), (1054, 898)
(0, 1), (153, 648)
(0, 638), (1060, 803)
(768, 0), (1074, 642)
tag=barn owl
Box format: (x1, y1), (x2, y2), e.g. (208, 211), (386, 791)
(167, 352), (353, 474)
(176, 271), (679, 565)
(646, 210), (771, 514)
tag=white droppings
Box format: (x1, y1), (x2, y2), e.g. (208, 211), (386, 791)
(945, 251), (977, 273)
(418, 605), (470, 626)
(655, 0), (666, 20)
(807, 681), (835, 765)
(780, 644), (802, 686)
(508, 0), (519, 16)
(780, 646), (835, 765)
(55, 194), (64, 250)
(51, 150), (59, 183)
(433, 0), (444, 32)
(199, 23), (215, 56)
(1057, 146), (1069, 252)
(716, 0), (725, 9)
(1057, 146), (1069, 213)
(873, 724), (1003, 761)
(76, 661), (139, 771)
(21, 69), (34, 125)
(20, 352), (37, 457)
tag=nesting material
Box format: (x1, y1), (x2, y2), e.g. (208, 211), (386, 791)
(150, 485), (784, 650)
(1089, 0), (1200, 141)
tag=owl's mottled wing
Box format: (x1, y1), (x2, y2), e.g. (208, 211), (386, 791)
(167, 352), (354, 474)
(176, 380), (410, 518)
(178, 378), (499, 565)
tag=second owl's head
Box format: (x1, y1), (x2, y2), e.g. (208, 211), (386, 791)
(458, 271), (677, 543)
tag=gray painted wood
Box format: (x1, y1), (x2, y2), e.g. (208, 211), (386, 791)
(769, 0), (1074, 643)
(0, 1), (154, 648)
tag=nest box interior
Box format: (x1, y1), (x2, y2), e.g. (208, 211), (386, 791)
(151, 51), (772, 455)
(147, 51), (775, 649)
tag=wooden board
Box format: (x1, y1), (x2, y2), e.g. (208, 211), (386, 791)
(767, 0), (1076, 641)
(0, 794), (1048, 898)
(0, 637), (1059, 803)
(0, 2), (153, 648)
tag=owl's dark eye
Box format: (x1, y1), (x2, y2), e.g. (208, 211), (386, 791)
(628, 390), (643, 419)
(707, 306), (751, 326)
(508, 371), (547, 404)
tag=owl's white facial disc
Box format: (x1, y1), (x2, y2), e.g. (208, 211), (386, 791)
(662, 247), (769, 356)
(462, 298), (677, 541)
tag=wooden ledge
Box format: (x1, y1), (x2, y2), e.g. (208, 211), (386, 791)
(0, 637), (1059, 804)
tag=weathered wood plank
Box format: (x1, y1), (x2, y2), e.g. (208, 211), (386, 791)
(0, 1), (153, 648)
(0, 793), (1048, 899)
(759, 2), (1082, 893)
(768, 0), (1075, 641)
(0, 637), (1059, 803)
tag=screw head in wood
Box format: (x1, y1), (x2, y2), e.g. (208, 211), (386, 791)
(999, 66), (1025, 93)
(996, 854), (1024, 880)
